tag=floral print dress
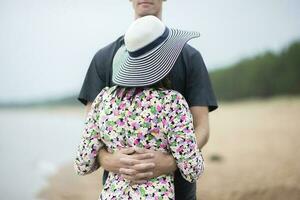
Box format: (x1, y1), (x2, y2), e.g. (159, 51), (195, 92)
(74, 86), (204, 200)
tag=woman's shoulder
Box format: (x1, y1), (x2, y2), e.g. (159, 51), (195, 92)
(159, 89), (190, 111)
(146, 88), (188, 105)
(96, 87), (187, 104)
(161, 89), (186, 100)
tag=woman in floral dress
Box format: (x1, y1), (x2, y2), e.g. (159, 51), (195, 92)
(74, 16), (205, 200)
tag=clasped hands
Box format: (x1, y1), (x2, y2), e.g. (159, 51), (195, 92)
(99, 147), (177, 184)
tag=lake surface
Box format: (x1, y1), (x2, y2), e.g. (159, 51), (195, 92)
(0, 107), (84, 200)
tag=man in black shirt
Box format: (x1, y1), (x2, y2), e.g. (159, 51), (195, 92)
(78, 0), (218, 199)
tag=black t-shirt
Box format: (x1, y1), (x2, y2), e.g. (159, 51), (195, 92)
(77, 36), (218, 200)
(78, 36), (218, 111)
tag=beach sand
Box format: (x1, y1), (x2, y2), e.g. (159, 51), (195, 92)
(37, 96), (300, 200)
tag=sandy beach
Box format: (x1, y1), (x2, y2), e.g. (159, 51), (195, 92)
(37, 96), (300, 200)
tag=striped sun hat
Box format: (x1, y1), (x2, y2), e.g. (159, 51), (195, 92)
(112, 15), (200, 87)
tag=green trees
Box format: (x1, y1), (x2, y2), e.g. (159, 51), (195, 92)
(210, 40), (300, 101)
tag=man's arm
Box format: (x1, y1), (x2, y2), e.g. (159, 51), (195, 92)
(190, 106), (210, 149)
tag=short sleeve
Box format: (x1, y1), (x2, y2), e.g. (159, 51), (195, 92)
(77, 55), (106, 105)
(74, 87), (108, 175)
(184, 48), (218, 112)
(165, 91), (205, 182)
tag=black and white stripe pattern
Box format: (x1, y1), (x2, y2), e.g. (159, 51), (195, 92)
(113, 28), (200, 87)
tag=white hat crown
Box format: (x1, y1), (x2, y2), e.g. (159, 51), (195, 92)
(124, 15), (165, 52)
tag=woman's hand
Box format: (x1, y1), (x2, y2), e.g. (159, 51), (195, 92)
(99, 148), (136, 173)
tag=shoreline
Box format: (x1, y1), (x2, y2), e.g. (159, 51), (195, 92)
(33, 96), (300, 199)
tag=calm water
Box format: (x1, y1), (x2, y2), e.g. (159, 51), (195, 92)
(0, 108), (84, 200)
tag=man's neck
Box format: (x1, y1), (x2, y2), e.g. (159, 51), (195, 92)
(134, 13), (162, 20)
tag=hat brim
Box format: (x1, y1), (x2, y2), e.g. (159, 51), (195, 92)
(113, 28), (200, 87)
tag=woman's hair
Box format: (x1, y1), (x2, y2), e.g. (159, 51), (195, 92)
(114, 75), (172, 101)
(151, 75), (172, 90)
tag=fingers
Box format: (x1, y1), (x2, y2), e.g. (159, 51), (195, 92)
(131, 162), (155, 172)
(120, 157), (141, 166)
(119, 162), (155, 182)
(119, 163), (155, 182)
(131, 152), (154, 160)
(119, 147), (135, 155)
(119, 152), (154, 166)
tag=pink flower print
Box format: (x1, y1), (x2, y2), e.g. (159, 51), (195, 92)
(184, 162), (188, 168)
(146, 94), (153, 101)
(138, 101), (142, 107)
(92, 135), (99, 140)
(189, 143), (196, 149)
(90, 124), (98, 129)
(146, 181), (153, 187)
(134, 139), (139, 145)
(159, 178), (167, 184)
(90, 150), (98, 158)
(150, 128), (159, 136)
(176, 146), (184, 153)
(107, 126), (113, 131)
(180, 114), (186, 121)
(113, 110), (119, 116)
(164, 192), (170, 196)
(170, 116), (175, 122)
(131, 122), (139, 129)
(175, 134), (181, 139)
(183, 128), (191, 133)
(137, 132), (144, 139)
(119, 102), (126, 109)
(186, 139), (192, 144)
(183, 128), (192, 133)
(117, 176), (123, 181)
(117, 119), (125, 126)
(160, 143), (167, 148)
(144, 117), (150, 123)
(156, 105), (162, 112)
(162, 118), (167, 126)
(168, 187), (174, 193)
(110, 98), (115, 104)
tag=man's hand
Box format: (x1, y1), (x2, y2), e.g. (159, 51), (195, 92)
(119, 147), (177, 184)
(99, 147), (138, 173)
(99, 147), (177, 184)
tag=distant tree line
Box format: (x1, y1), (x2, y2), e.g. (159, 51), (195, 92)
(2, 40), (299, 107)
(210, 40), (300, 101)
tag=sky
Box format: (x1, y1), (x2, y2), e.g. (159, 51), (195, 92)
(0, 0), (299, 103)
